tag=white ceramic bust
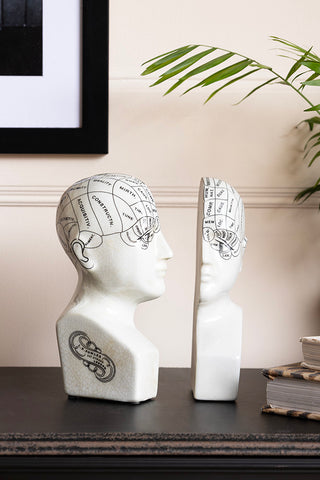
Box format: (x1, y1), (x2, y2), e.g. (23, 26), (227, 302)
(56, 173), (173, 403)
(191, 178), (247, 401)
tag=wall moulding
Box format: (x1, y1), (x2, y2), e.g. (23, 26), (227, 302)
(0, 185), (318, 209)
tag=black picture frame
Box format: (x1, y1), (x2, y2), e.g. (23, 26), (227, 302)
(0, 0), (108, 154)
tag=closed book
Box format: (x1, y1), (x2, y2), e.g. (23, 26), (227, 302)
(261, 363), (320, 421)
(300, 336), (320, 370)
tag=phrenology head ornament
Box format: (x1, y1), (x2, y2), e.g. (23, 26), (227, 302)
(202, 177), (247, 260)
(56, 173), (161, 268)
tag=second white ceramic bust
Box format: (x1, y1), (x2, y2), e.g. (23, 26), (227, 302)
(56, 173), (173, 403)
(191, 178), (247, 401)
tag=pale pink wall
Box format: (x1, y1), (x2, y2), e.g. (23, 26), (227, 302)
(0, 0), (320, 366)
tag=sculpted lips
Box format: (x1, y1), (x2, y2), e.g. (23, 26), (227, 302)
(200, 265), (214, 282)
(156, 262), (167, 277)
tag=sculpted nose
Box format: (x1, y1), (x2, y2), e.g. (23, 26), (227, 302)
(157, 232), (173, 260)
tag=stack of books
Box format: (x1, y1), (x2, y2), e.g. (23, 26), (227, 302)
(262, 336), (320, 421)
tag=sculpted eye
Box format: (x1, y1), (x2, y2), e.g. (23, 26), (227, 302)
(146, 230), (155, 242)
(139, 229), (154, 247)
(139, 217), (160, 247)
(207, 229), (241, 259)
(153, 216), (160, 233)
(219, 241), (230, 253)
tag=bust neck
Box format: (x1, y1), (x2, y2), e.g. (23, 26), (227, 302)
(67, 273), (137, 328)
(198, 293), (236, 319)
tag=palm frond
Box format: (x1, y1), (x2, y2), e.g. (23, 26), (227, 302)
(295, 178), (320, 203)
(165, 52), (235, 95)
(270, 36), (320, 62)
(234, 77), (278, 105)
(304, 104), (320, 113)
(141, 45), (198, 76)
(142, 37), (320, 206)
(308, 150), (320, 167)
(204, 68), (260, 104)
(303, 140), (320, 159)
(304, 132), (320, 151)
(299, 117), (320, 131)
(285, 48), (313, 81)
(302, 79), (320, 87)
(184, 59), (253, 95)
(150, 47), (217, 87)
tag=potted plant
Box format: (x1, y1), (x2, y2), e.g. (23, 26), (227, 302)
(141, 37), (320, 205)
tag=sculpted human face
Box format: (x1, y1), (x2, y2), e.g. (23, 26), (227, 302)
(199, 234), (244, 304)
(90, 230), (173, 303)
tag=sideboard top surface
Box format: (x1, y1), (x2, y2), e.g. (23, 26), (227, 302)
(0, 367), (320, 456)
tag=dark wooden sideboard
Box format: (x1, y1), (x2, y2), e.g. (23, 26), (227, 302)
(0, 367), (320, 479)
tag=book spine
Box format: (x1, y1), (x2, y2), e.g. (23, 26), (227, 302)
(261, 405), (320, 421)
(262, 364), (320, 382)
(262, 369), (275, 380)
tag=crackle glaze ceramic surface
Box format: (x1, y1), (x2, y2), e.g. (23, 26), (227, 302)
(56, 173), (173, 403)
(191, 178), (247, 401)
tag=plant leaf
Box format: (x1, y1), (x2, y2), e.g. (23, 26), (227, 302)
(164, 52), (235, 95)
(295, 183), (320, 203)
(234, 77), (277, 105)
(271, 36), (320, 62)
(202, 59), (252, 86)
(295, 177), (320, 202)
(304, 132), (320, 151)
(292, 70), (309, 82)
(303, 140), (320, 159)
(251, 62), (272, 70)
(286, 48), (313, 80)
(304, 104), (320, 112)
(301, 79), (320, 87)
(277, 53), (300, 62)
(301, 61), (320, 74)
(300, 72), (320, 90)
(142, 46), (192, 66)
(142, 38), (320, 206)
(298, 116), (320, 131)
(204, 68), (260, 104)
(308, 149), (320, 167)
(141, 45), (198, 76)
(151, 48), (216, 87)
(182, 59), (253, 97)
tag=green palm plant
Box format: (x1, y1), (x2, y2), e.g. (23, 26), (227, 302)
(141, 37), (320, 205)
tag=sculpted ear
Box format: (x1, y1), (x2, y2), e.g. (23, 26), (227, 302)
(71, 241), (94, 269)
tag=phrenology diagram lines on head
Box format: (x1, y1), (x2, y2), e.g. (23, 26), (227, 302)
(202, 178), (246, 260)
(56, 174), (160, 261)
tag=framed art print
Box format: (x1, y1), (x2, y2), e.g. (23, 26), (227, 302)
(0, 0), (108, 154)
